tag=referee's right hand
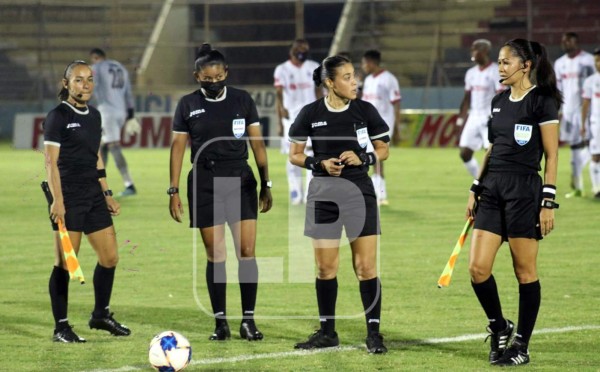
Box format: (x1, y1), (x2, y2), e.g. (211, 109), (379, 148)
(466, 192), (477, 221)
(50, 200), (66, 225)
(169, 194), (184, 223)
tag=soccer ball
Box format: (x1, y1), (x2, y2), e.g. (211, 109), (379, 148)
(148, 331), (192, 371)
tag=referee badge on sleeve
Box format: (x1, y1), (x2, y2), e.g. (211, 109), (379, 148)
(356, 127), (369, 148)
(514, 124), (532, 146)
(232, 118), (246, 138)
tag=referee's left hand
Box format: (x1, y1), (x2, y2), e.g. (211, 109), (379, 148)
(539, 207), (554, 236)
(259, 188), (272, 213)
(106, 196), (121, 216)
(338, 151), (362, 166)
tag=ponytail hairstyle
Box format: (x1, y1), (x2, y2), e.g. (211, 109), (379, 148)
(504, 38), (563, 108)
(312, 54), (351, 88)
(58, 60), (89, 101)
(194, 43), (227, 72)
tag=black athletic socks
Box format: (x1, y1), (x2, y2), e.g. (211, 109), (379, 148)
(316, 277), (338, 337)
(516, 280), (541, 345)
(207, 261), (227, 324)
(472, 275), (507, 333)
(92, 263), (116, 319)
(49, 266), (70, 329)
(359, 277), (382, 335)
(238, 258), (258, 320)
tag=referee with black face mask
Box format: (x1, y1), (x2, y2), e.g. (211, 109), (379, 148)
(169, 43), (272, 341)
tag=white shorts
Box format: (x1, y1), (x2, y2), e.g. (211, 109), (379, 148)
(459, 112), (489, 151)
(99, 107), (126, 143)
(590, 121), (600, 155)
(560, 110), (589, 145)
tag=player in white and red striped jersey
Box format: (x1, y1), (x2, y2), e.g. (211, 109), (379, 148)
(274, 39), (321, 205)
(457, 39), (505, 178)
(554, 32), (595, 197)
(581, 48), (600, 199)
(361, 50), (401, 206)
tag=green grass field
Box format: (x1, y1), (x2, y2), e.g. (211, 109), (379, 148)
(1, 142), (599, 371)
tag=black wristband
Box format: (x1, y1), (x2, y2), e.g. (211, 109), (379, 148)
(126, 108), (135, 120)
(304, 156), (322, 171)
(542, 184), (556, 200)
(98, 169), (107, 178)
(470, 179), (483, 194)
(358, 152), (377, 166)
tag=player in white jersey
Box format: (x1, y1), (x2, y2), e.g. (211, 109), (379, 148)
(457, 39), (504, 178)
(554, 33), (595, 197)
(274, 39), (321, 205)
(90, 48), (139, 197)
(581, 48), (600, 199)
(361, 50), (401, 205)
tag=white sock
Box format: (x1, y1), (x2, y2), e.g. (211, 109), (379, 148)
(287, 161), (303, 200)
(590, 161), (600, 194)
(371, 174), (382, 200)
(380, 177), (388, 200)
(464, 158), (479, 178)
(303, 169), (312, 203)
(571, 148), (590, 190)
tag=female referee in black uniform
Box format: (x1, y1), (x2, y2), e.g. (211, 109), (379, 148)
(169, 44), (272, 341)
(466, 39), (561, 366)
(44, 61), (131, 342)
(289, 55), (390, 354)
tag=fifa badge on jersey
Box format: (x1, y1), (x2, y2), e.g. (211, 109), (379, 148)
(232, 118), (246, 138)
(356, 127), (369, 148)
(514, 124), (532, 146)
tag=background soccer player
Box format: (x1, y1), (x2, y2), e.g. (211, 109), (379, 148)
(580, 48), (600, 199)
(89, 48), (139, 197)
(466, 39), (561, 366)
(44, 60), (131, 343)
(169, 44), (272, 341)
(274, 39), (321, 205)
(289, 55), (390, 354)
(361, 49), (401, 206)
(554, 32), (595, 197)
(457, 39), (504, 178)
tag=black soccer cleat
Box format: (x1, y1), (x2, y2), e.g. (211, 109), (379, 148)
(366, 333), (388, 354)
(53, 325), (86, 343)
(294, 329), (339, 350)
(89, 312), (131, 336)
(494, 339), (530, 367)
(486, 319), (514, 364)
(209, 322), (231, 341)
(240, 320), (264, 341)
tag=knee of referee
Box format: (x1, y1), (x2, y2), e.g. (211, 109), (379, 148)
(512, 265), (538, 284)
(316, 261), (339, 280)
(236, 245), (255, 259)
(468, 263), (492, 283)
(98, 252), (119, 268)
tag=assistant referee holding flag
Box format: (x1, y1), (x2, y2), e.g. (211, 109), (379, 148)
(289, 55), (390, 354)
(466, 39), (561, 366)
(44, 60), (131, 342)
(169, 44), (272, 341)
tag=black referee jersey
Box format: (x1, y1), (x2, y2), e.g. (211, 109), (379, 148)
(488, 87), (559, 174)
(43, 101), (102, 183)
(172, 87), (260, 164)
(288, 98), (390, 180)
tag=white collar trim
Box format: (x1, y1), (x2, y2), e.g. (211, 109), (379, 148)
(62, 101), (89, 114)
(509, 85), (537, 102)
(202, 86), (227, 102)
(324, 96), (350, 112)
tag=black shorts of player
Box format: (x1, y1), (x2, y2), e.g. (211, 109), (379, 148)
(474, 171), (543, 241)
(187, 159), (258, 228)
(304, 175), (380, 240)
(47, 181), (113, 234)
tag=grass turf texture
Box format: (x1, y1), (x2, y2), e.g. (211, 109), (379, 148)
(0, 142), (598, 371)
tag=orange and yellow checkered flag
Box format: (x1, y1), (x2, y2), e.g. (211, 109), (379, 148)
(57, 220), (85, 284)
(437, 217), (473, 288)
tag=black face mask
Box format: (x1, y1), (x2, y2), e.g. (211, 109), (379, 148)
(201, 80), (226, 99)
(295, 51), (308, 63)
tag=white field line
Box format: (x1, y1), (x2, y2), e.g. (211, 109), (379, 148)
(86, 324), (600, 372)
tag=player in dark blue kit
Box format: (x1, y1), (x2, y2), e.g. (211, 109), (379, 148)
(43, 61), (131, 343)
(168, 44), (272, 341)
(465, 39), (561, 366)
(289, 55), (390, 354)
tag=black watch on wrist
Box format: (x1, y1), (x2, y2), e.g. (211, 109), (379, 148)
(167, 187), (179, 196)
(541, 199), (559, 209)
(103, 189), (113, 197)
(261, 180), (272, 189)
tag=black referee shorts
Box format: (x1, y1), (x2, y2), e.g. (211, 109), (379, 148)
(47, 181), (113, 234)
(187, 161), (258, 228)
(474, 172), (543, 241)
(304, 175), (380, 240)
